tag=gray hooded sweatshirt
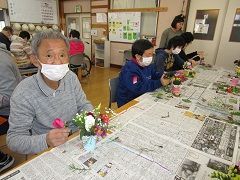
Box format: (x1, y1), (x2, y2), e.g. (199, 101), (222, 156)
(0, 43), (22, 116)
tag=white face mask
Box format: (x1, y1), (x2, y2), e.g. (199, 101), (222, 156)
(172, 47), (181, 54)
(139, 56), (153, 67)
(40, 63), (69, 81)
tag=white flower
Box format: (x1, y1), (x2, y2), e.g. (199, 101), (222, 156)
(85, 115), (95, 132)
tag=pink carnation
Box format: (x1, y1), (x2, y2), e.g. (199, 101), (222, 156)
(52, 118), (65, 128)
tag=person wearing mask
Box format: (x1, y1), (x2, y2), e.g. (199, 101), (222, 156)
(155, 36), (185, 72)
(10, 31), (35, 68)
(69, 30), (84, 56)
(0, 42), (22, 172)
(159, 14), (185, 49)
(116, 39), (171, 107)
(179, 32), (204, 66)
(0, 26), (13, 51)
(7, 30), (93, 155)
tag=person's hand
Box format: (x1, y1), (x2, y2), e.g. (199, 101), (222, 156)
(46, 128), (70, 148)
(189, 59), (197, 67)
(197, 51), (204, 59)
(161, 74), (171, 86)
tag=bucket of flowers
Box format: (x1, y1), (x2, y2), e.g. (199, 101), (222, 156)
(72, 104), (115, 152)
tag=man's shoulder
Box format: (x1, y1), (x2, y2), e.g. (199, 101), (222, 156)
(123, 61), (138, 71)
(11, 76), (37, 98)
(65, 70), (78, 81)
(0, 49), (13, 64)
(155, 49), (167, 57)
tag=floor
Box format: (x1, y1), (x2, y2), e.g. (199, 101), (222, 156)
(0, 66), (120, 175)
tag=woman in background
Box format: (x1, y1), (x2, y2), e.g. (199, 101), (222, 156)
(159, 14), (185, 49)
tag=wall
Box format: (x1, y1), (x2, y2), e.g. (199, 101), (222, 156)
(185, 0), (228, 65)
(156, 0), (188, 47)
(110, 0), (188, 66)
(0, 0), (7, 9)
(63, 0), (90, 13)
(215, 0), (240, 69)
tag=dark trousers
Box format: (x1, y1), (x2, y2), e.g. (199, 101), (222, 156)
(0, 115), (9, 135)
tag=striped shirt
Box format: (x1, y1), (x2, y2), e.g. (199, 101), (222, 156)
(7, 70), (93, 154)
(10, 37), (32, 68)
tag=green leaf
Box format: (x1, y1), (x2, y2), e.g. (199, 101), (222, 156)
(80, 129), (85, 139)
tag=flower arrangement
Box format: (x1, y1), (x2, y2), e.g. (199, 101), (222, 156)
(234, 60), (240, 77)
(210, 164), (240, 180)
(72, 104), (115, 140)
(175, 70), (188, 82)
(172, 78), (181, 86)
(183, 61), (193, 70)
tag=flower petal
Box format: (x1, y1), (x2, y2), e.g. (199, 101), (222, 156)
(52, 118), (65, 128)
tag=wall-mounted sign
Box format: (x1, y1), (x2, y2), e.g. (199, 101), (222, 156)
(193, 9), (219, 40)
(108, 12), (141, 43)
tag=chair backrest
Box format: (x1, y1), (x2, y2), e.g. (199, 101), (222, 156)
(109, 76), (119, 108)
(122, 49), (132, 66)
(69, 54), (84, 66)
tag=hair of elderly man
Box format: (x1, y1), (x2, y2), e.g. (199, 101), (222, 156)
(31, 29), (69, 56)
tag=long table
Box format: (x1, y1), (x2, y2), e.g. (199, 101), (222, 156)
(1, 65), (240, 180)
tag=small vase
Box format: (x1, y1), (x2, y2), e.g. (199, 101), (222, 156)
(172, 85), (181, 96)
(83, 135), (97, 152)
(231, 77), (239, 87)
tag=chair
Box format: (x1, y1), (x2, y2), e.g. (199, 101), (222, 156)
(122, 49), (132, 66)
(19, 67), (38, 76)
(69, 53), (92, 77)
(109, 76), (119, 108)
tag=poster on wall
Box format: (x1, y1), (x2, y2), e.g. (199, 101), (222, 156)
(108, 12), (141, 43)
(193, 9), (219, 40)
(229, 8), (240, 42)
(82, 17), (91, 39)
(8, 0), (58, 24)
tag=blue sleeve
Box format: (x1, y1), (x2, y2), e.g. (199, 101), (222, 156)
(154, 53), (165, 73)
(150, 64), (164, 79)
(121, 69), (161, 96)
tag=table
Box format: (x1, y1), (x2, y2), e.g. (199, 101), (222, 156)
(1, 65), (240, 180)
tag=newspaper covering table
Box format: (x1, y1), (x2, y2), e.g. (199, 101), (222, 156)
(1, 65), (240, 180)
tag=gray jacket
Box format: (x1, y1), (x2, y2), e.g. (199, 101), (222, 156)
(7, 70), (93, 154)
(0, 43), (22, 116)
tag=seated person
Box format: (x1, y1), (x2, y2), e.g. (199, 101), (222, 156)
(0, 42), (22, 172)
(7, 30), (93, 155)
(69, 30), (84, 56)
(0, 26), (13, 51)
(116, 39), (170, 107)
(0, 42), (22, 133)
(155, 36), (185, 72)
(10, 31), (35, 68)
(179, 32), (204, 66)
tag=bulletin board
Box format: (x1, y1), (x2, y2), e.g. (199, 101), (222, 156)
(193, 9), (219, 40)
(82, 17), (91, 39)
(8, 0), (58, 24)
(108, 12), (141, 43)
(229, 8), (240, 42)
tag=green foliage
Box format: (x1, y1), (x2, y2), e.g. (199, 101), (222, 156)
(72, 103), (116, 140)
(230, 111), (240, 116)
(210, 166), (240, 180)
(173, 79), (181, 85)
